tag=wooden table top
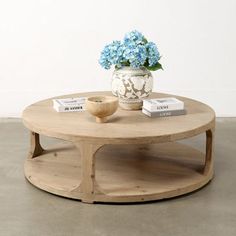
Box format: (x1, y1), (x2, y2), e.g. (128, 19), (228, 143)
(22, 91), (215, 143)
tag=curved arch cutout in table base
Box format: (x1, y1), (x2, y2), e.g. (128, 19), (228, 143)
(24, 142), (213, 203)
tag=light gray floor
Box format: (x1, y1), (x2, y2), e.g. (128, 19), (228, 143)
(0, 118), (236, 236)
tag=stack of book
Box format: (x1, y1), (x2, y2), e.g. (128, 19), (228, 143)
(142, 97), (186, 117)
(53, 97), (86, 112)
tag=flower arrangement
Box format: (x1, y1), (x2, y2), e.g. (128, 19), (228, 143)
(99, 30), (162, 71)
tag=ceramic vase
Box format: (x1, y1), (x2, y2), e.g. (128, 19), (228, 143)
(111, 66), (153, 110)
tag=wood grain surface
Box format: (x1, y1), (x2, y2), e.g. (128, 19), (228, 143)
(23, 91), (215, 203)
(25, 142), (213, 203)
(22, 91), (215, 144)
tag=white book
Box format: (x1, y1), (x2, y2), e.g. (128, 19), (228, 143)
(143, 97), (184, 112)
(53, 97), (86, 112)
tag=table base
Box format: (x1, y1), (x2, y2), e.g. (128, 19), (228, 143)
(24, 141), (213, 203)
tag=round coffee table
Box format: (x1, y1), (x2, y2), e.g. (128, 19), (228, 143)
(22, 91), (215, 203)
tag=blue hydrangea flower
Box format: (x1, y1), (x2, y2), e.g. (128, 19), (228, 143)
(146, 42), (160, 66)
(99, 30), (162, 70)
(124, 30), (145, 45)
(99, 45), (112, 69)
(99, 41), (125, 69)
(123, 44), (147, 68)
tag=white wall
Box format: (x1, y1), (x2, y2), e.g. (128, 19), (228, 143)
(0, 0), (235, 117)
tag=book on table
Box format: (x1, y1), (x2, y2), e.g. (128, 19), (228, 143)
(53, 97), (86, 112)
(142, 108), (186, 117)
(142, 97), (186, 117)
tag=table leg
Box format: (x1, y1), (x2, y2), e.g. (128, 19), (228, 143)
(28, 131), (44, 159)
(204, 129), (214, 175)
(74, 142), (104, 203)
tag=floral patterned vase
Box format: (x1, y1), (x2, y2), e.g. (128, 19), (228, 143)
(111, 66), (153, 110)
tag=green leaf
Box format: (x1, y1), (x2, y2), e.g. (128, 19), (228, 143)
(142, 38), (148, 44)
(144, 59), (149, 67)
(121, 61), (130, 66)
(147, 62), (163, 71)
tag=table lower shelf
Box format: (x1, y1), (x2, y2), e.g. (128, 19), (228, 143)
(24, 142), (213, 203)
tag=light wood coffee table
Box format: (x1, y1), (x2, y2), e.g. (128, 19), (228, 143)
(22, 91), (215, 203)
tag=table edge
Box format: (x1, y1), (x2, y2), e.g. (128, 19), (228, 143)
(22, 91), (216, 144)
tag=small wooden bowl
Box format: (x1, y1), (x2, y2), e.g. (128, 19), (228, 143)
(86, 96), (118, 123)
